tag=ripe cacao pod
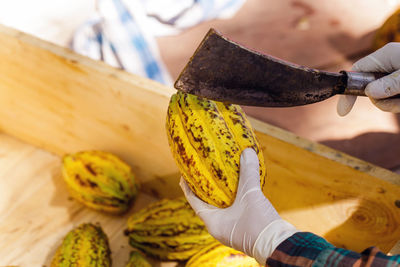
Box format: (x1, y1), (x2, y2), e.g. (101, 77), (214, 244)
(51, 223), (111, 267)
(124, 197), (215, 260)
(166, 91), (266, 208)
(125, 251), (152, 267)
(186, 242), (260, 267)
(62, 151), (139, 214)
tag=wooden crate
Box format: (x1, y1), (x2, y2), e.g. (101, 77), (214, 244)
(0, 24), (400, 266)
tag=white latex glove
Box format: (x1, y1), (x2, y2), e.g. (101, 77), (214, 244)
(337, 42), (400, 116)
(180, 148), (298, 265)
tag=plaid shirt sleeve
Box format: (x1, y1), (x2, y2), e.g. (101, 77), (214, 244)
(267, 232), (400, 267)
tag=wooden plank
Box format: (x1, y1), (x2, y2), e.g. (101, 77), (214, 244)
(252, 118), (400, 252)
(243, 98), (400, 170)
(0, 24), (400, 261)
(1, 130), (400, 266)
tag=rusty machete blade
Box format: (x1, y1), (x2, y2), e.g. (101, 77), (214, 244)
(174, 28), (347, 107)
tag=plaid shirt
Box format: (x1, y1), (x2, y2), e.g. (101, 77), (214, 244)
(72, 0), (246, 85)
(267, 232), (400, 266)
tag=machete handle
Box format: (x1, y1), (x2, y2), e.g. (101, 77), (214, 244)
(342, 71), (393, 97)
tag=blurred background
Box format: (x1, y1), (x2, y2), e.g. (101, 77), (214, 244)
(1, 0), (400, 172)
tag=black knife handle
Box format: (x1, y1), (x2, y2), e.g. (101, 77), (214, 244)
(341, 71), (392, 96)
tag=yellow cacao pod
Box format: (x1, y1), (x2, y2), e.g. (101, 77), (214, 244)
(166, 91), (266, 208)
(124, 197), (215, 260)
(51, 223), (111, 267)
(62, 151), (139, 214)
(186, 242), (261, 267)
(373, 8), (400, 50)
(125, 251), (152, 267)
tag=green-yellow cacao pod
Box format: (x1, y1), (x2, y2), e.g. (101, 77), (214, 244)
(62, 151), (139, 214)
(51, 223), (111, 267)
(186, 242), (261, 267)
(124, 197), (215, 260)
(125, 251), (152, 267)
(166, 91), (266, 208)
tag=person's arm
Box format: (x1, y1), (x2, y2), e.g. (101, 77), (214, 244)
(180, 148), (400, 266)
(268, 232), (400, 266)
(180, 148), (298, 264)
(337, 42), (400, 116)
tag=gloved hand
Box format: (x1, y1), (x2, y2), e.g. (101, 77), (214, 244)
(180, 148), (298, 265)
(337, 42), (400, 116)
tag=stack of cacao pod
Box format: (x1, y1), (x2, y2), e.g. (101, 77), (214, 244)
(51, 89), (263, 266)
(124, 197), (260, 266)
(51, 151), (141, 266)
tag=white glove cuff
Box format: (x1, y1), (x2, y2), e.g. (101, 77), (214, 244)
(252, 219), (299, 265)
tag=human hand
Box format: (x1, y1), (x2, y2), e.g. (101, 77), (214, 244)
(180, 148), (298, 264)
(337, 43), (400, 116)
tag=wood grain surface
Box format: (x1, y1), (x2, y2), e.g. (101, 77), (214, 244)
(252, 118), (400, 252)
(0, 133), (179, 267)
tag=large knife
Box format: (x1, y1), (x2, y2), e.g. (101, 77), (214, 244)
(174, 28), (389, 107)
